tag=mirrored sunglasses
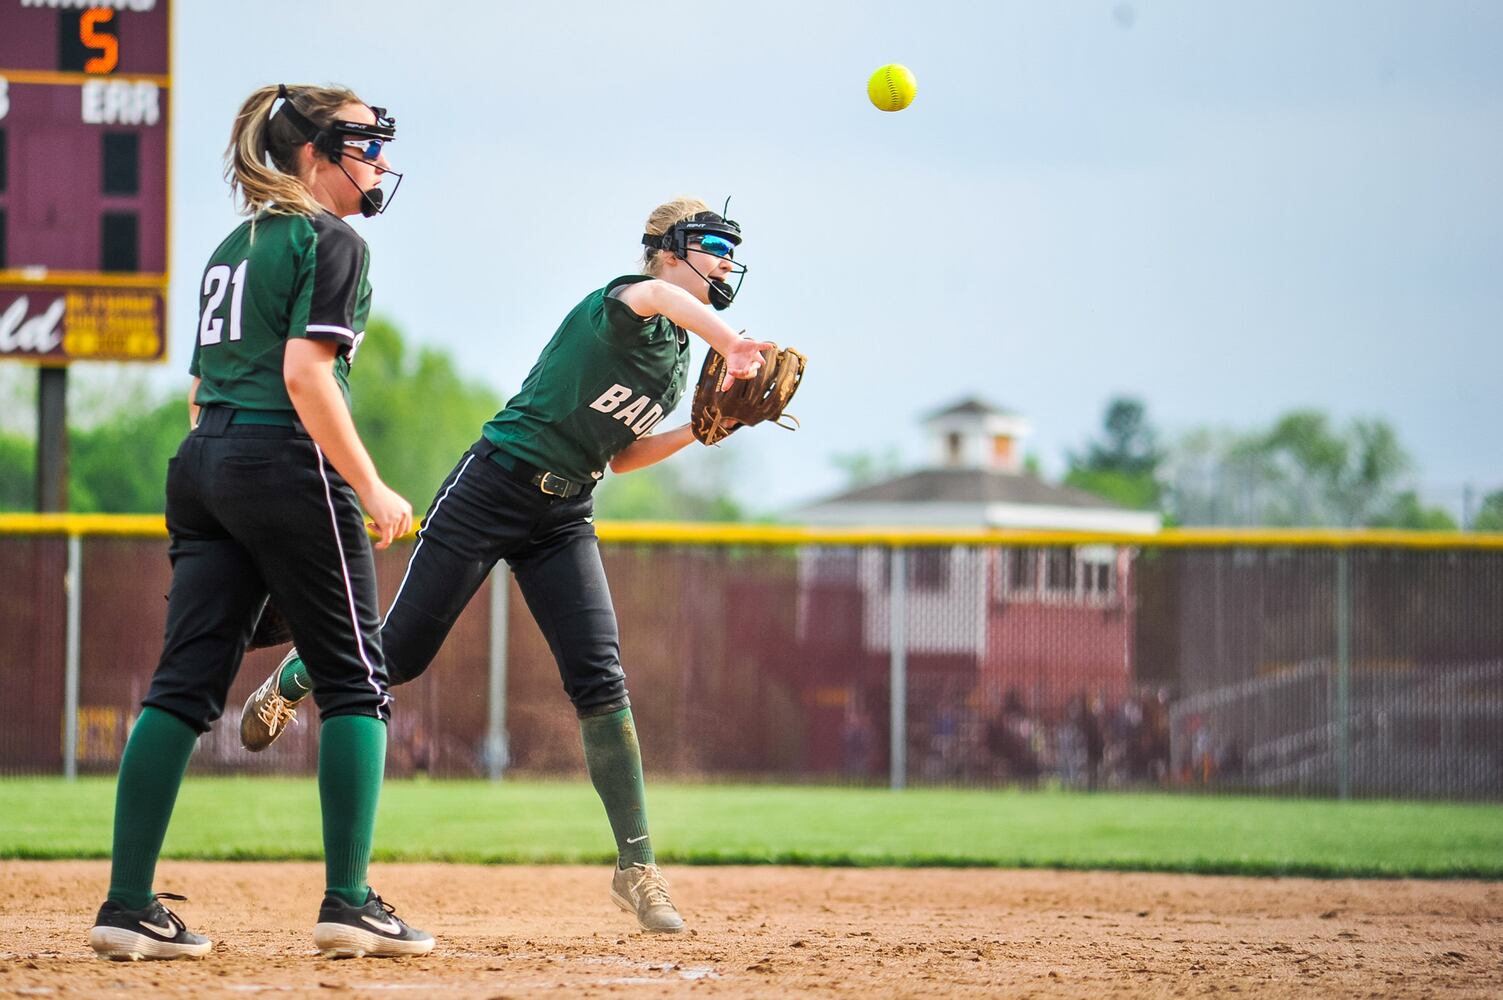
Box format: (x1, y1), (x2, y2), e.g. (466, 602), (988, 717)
(342, 138), (386, 161)
(692, 235), (737, 259)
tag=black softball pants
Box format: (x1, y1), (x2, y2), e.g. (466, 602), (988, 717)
(378, 441), (627, 715)
(144, 407), (390, 732)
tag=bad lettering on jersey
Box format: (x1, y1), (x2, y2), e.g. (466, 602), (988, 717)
(589, 383), (668, 438)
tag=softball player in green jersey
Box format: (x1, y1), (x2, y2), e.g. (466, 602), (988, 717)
(241, 196), (773, 933)
(88, 84), (433, 961)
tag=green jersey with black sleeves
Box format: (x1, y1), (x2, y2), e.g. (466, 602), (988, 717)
(189, 211), (372, 412)
(482, 275), (690, 483)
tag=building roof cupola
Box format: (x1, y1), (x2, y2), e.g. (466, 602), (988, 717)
(922, 397), (1033, 474)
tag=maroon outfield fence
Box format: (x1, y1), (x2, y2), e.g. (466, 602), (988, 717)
(2, 516), (1501, 800)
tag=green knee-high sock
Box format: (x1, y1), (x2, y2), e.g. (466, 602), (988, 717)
(108, 707), (199, 909)
(319, 715), (387, 906)
(579, 706), (654, 868)
(277, 654), (313, 702)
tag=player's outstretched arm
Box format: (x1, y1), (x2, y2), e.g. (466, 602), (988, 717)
(284, 339), (413, 548)
(608, 423), (700, 474)
(616, 280), (774, 386)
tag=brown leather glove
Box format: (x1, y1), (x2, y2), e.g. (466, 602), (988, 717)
(691, 344), (807, 446)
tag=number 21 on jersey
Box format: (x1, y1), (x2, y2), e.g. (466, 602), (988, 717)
(198, 260), (249, 346)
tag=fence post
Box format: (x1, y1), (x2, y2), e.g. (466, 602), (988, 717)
(889, 546), (907, 791)
(486, 564), (511, 781)
(1334, 548), (1351, 800)
(63, 532), (82, 781)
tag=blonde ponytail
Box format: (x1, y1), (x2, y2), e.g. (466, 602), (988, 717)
(223, 83), (363, 217)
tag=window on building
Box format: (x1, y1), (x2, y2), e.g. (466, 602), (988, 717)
(1083, 560), (1114, 598)
(102, 133), (140, 195)
(911, 547), (949, 590)
(884, 547), (951, 591)
(1077, 545), (1118, 601)
(945, 431), (962, 465)
(1006, 548), (1038, 596)
(1044, 548), (1076, 594)
(992, 435), (1013, 467)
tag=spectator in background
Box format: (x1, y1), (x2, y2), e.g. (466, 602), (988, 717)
(842, 697), (877, 779)
(1082, 692), (1107, 791)
(985, 688), (1041, 785)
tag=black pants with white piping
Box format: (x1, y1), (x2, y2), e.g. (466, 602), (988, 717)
(144, 406), (390, 732)
(377, 439), (628, 715)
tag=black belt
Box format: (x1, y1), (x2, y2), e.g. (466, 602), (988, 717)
(195, 406), (308, 436)
(480, 443), (594, 499)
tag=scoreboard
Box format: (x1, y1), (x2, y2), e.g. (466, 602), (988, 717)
(0, 0), (170, 364)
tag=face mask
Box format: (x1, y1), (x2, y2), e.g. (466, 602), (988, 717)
(334, 158), (402, 217)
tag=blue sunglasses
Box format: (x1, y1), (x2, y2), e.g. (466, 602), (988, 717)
(342, 138), (386, 161)
(692, 235), (737, 259)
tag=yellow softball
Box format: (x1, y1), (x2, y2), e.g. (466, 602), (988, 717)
(867, 64), (917, 112)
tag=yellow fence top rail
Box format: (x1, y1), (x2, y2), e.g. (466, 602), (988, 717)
(1, 514), (1501, 550)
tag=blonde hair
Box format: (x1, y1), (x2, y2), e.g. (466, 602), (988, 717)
(641, 196), (712, 275)
(224, 84), (364, 217)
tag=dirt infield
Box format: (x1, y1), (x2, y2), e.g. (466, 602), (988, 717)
(1, 862), (1499, 998)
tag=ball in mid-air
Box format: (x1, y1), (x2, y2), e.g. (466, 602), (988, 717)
(867, 64), (917, 112)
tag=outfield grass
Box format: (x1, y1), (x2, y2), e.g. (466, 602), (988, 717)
(1, 778), (1499, 878)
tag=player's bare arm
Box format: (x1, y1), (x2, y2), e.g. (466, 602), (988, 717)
(284, 338), (412, 548)
(187, 377), (201, 428)
(609, 423), (698, 474)
(615, 279), (774, 387)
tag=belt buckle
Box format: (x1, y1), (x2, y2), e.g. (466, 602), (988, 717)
(535, 471), (572, 497)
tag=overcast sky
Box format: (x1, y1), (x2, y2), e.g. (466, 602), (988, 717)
(102, 1), (1503, 512)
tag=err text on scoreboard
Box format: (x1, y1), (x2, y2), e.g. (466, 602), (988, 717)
(0, 0), (170, 364)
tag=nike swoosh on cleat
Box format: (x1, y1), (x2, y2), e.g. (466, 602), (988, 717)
(361, 914), (403, 935)
(138, 918), (177, 937)
(625, 835), (649, 844)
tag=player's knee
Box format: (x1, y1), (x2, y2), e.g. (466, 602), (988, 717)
(384, 653), (430, 686)
(576, 695), (630, 719)
(140, 694), (219, 735)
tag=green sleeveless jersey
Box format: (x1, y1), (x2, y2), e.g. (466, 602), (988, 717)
(189, 211), (372, 412)
(482, 275), (690, 482)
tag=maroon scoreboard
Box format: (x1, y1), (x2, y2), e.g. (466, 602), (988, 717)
(0, 0), (170, 364)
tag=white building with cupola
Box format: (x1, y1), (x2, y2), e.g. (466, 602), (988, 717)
(796, 397), (1161, 533)
(787, 398), (1158, 747)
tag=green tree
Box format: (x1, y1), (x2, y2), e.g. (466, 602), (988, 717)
(1066, 396), (1164, 510)
(593, 456), (746, 520)
(831, 446), (903, 489)
(1258, 411), (1408, 526)
(0, 431), (35, 511)
(348, 317), (504, 508)
(1370, 490), (1458, 531)
(1166, 410), (1421, 528)
(1473, 490), (1503, 531)
(70, 395), (189, 512)
(0, 317), (502, 514)
(1064, 468), (1163, 510)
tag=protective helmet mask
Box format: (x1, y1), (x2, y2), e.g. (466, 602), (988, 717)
(641, 205), (747, 310)
(272, 85), (403, 217)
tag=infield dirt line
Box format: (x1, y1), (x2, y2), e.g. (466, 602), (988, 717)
(2, 862), (1499, 998)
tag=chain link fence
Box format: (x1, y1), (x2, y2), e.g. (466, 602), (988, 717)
(3, 518), (1500, 799)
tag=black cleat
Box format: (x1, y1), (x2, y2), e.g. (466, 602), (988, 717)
(313, 890), (434, 958)
(88, 892), (212, 961)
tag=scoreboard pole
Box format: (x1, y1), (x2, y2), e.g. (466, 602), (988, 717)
(37, 367), (66, 511)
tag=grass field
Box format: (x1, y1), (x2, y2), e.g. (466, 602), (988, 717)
(2, 778), (1499, 878)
